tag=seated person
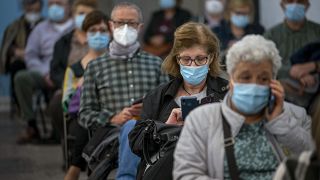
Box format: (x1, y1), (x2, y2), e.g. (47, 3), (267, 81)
(174, 35), (313, 179)
(0, 0), (43, 110)
(142, 0), (191, 58)
(213, 0), (264, 52)
(264, 0), (320, 80)
(281, 40), (320, 109)
(196, 0), (226, 29)
(79, 2), (169, 180)
(129, 22), (229, 180)
(14, 0), (74, 144)
(62, 10), (110, 180)
(49, 0), (97, 142)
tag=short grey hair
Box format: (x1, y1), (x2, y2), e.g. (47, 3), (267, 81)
(111, 2), (143, 22)
(226, 35), (282, 77)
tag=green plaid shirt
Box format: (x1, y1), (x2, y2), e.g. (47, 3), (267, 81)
(79, 50), (169, 129)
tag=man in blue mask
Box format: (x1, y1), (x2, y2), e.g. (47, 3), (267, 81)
(264, 0), (320, 109)
(264, 0), (320, 80)
(14, 0), (74, 144)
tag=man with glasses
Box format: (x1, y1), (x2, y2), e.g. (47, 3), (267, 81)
(79, 2), (169, 179)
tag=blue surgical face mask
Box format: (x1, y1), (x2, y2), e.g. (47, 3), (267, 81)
(180, 64), (209, 85)
(231, 83), (270, 115)
(285, 3), (305, 22)
(87, 32), (110, 51)
(231, 14), (249, 28)
(48, 4), (65, 22)
(160, 0), (176, 9)
(75, 14), (86, 30)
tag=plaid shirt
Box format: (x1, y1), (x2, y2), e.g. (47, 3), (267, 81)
(79, 50), (169, 129)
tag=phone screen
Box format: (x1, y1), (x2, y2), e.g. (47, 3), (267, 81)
(181, 96), (199, 120)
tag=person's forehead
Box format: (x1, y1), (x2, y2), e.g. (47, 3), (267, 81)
(49, 0), (67, 4)
(112, 7), (139, 21)
(234, 60), (273, 74)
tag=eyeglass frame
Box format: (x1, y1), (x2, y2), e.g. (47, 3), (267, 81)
(111, 20), (140, 28)
(176, 55), (210, 66)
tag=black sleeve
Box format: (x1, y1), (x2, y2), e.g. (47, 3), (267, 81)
(143, 12), (160, 44)
(50, 37), (69, 88)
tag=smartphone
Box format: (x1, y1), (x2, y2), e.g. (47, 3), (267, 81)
(132, 97), (144, 105)
(181, 96), (199, 120)
(268, 93), (276, 114)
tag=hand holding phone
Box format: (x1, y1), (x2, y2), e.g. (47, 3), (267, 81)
(267, 80), (285, 121)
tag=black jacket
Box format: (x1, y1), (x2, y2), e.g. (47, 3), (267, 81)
(50, 30), (74, 88)
(143, 7), (192, 44)
(129, 75), (228, 180)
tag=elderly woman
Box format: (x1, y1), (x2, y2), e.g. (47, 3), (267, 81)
(129, 22), (229, 180)
(173, 35), (313, 180)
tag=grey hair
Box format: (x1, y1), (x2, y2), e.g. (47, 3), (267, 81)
(111, 2), (143, 22)
(226, 35), (282, 77)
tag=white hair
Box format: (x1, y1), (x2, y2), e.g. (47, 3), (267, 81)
(226, 35), (282, 77)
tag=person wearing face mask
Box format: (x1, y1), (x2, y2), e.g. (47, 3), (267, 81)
(173, 35), (313, 180)
(264, 0), (320, 109)
(0, 0), (43, 116)
(213, 0), (264, 53)
(79, 2), (169, 180)
(142, 0), (191, 59)
(196, 0), (226, 29)
(62, 10), (110, 180)
(14, 0), (74, 144)
(48, 0), (96, 144)
(129, 22), (229, 180)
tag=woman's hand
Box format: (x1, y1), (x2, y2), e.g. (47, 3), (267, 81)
(166, 108), (183, 125)
(266, 80), (285, 121)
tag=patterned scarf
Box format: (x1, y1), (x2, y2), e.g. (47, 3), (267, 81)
(109, 40), (140, 59)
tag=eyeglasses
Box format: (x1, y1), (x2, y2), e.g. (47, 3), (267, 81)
(111, 20), (140, 28)
(177, 55), (209, 66)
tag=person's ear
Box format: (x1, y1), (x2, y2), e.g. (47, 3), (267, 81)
(137, 23), (144, 33)
(109, 21), (114, 33)
(229, 78), (234, 95)
(305, 1), (310, 11)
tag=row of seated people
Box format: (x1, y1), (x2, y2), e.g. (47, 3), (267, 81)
(0, 0), (319, 180)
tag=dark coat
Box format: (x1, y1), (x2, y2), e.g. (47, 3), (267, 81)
(129, 75), (229, 180)
(50, 30), (74, 88)
(143, 7), (192, 44)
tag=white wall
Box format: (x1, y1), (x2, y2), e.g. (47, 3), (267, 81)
(260, 0), (320, 30)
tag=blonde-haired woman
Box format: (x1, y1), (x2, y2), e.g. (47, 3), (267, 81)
(129, 22), (229, 180)
(213, 0), (264, 51)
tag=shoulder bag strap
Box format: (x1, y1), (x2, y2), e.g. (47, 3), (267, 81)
(221, 108), (240, 180)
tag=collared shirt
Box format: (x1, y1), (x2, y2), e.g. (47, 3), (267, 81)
(79, 50), (169, 129)
(25, 19), (74, 76)
(264, 20), (320, 79)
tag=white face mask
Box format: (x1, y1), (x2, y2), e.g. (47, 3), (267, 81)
(113, 24), (138, 47)
(25, 12), (41, 23)
(205, 0), (224, 14)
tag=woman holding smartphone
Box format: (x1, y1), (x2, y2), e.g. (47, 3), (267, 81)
(173, 35), (313, 180)
(129, 22), (229, 180)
